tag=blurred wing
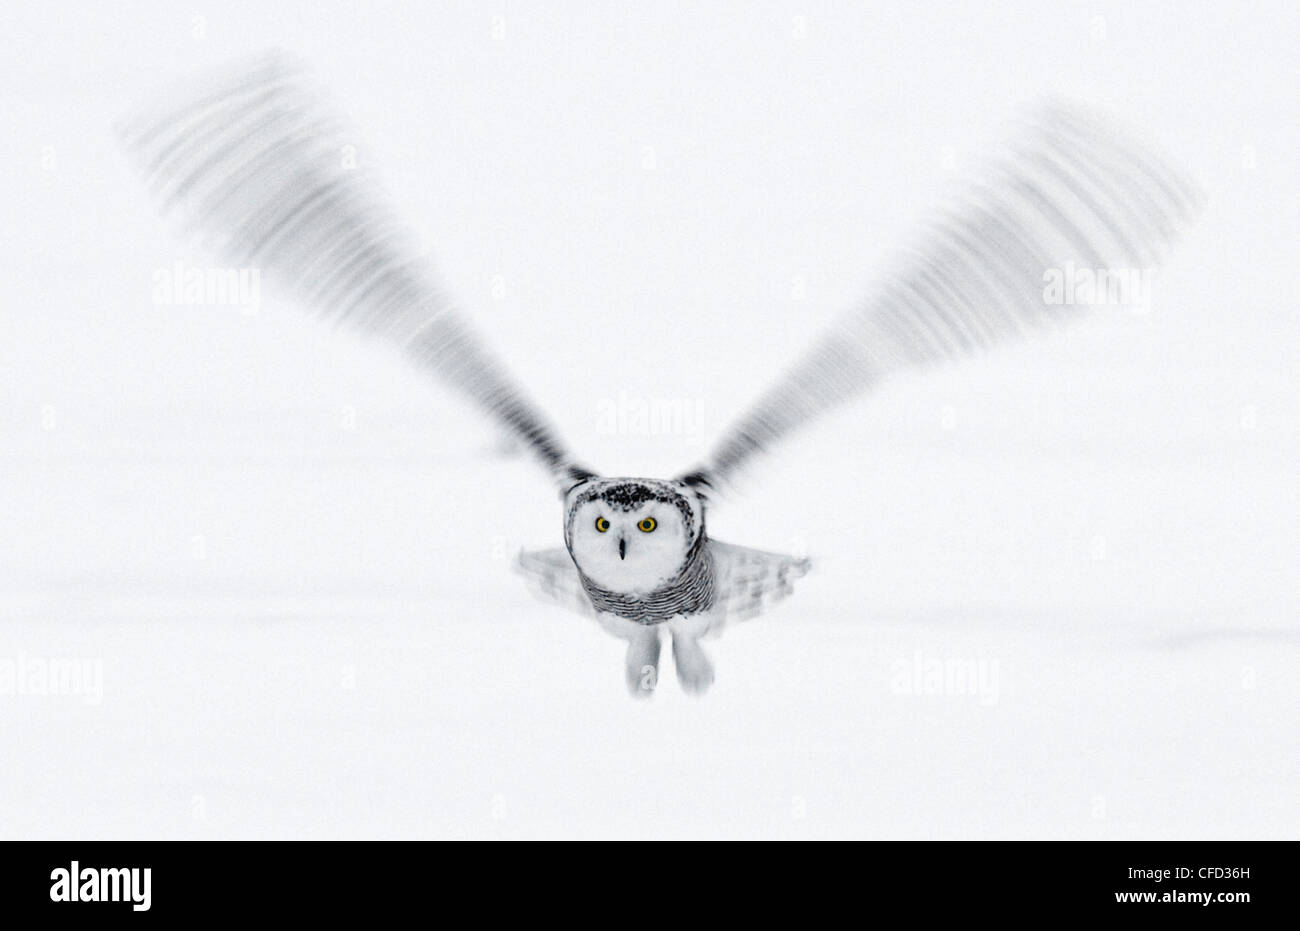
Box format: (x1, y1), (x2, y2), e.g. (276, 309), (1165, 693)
(516, 547), (595, 617)
(679, 101), (1202, 493)
(708, 540), (811, 622)
(118, 51), (594, 494)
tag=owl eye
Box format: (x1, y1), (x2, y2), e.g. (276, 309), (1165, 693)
(638, 517), (657, 533)
(595, 516), (610, 533)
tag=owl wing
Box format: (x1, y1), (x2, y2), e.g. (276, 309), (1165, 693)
(707, 539), (812, 623)
(516, 547), (596, 617)
(118, 51), (593, 494)
(678, 101), (1202, 494)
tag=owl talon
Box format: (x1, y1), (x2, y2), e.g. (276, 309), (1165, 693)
(671, 634), (715, 695)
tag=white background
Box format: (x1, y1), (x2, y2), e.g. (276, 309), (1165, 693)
(1, 1), (1297, 838)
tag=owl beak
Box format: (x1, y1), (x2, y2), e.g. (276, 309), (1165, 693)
(618, 537), (627, 560)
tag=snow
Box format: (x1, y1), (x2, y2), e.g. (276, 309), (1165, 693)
(2, 0), (1298, 839)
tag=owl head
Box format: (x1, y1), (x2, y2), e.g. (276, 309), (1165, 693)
(563, 477), (707, 595)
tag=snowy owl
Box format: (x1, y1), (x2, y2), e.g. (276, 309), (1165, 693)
(118, 52), (1201, 695)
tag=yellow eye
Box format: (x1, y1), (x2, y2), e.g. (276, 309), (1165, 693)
(638, 517), (657, 533)
(595, 516), (610, 533)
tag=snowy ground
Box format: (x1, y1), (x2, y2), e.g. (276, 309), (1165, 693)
(2, 1), (1298, 838)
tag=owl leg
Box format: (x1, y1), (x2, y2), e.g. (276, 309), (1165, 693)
(668, 618), (715, 695)
(624, 625), (663, 698)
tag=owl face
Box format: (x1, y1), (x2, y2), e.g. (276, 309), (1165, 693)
(564, 478), (705, 595)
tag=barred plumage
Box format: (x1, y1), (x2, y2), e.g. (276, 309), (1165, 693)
(582, 534), (715, 623)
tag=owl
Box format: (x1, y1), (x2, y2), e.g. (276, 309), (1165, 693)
(119, 52), (1201, 695)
